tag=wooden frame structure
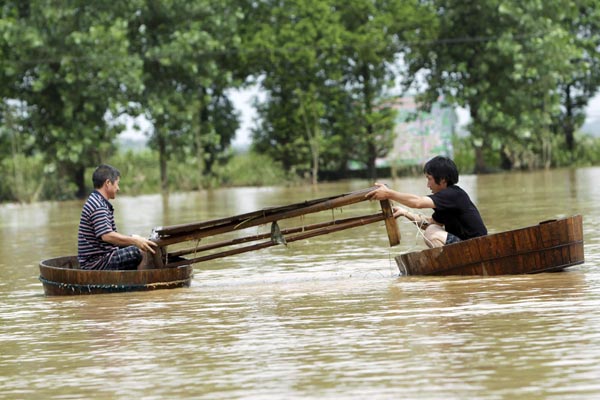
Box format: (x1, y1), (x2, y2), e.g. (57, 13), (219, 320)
(149, 186), (400, 268)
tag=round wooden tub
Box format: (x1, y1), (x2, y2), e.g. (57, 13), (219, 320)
(39, 256), (193, 296)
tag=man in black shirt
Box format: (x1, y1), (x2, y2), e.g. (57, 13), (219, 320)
(366, 156), (487, 248)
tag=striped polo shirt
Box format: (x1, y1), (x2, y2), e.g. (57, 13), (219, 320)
(77, 190), (118, 270)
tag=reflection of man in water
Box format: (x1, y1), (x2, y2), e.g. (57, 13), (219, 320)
(77, 164), (157, 270)
(367, 156), (487, 248)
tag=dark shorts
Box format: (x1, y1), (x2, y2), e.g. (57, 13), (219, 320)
(105, 246), (142, 270)
(445, 232), (462, 245)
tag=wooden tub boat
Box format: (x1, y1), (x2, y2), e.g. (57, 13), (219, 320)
(396, 215), (584, 276)
(38, 186), (397, 296)
(39, 256), (193, 296)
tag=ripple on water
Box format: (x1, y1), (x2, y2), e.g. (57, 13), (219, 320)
(3, 175), (600, 399)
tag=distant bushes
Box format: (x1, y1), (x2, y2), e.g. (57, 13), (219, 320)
(105, 150), (295, 196)
(452, 132), (600, 174)
(0, 149), (297, 203)
(214, 152), (294, 187)
(2, 133), (600, 203)
(0, 154), (45, 203)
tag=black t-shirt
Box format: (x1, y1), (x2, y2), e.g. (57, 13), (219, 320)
(428, 185), (487, 240)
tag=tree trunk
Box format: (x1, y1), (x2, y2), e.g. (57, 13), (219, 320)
(195, 123), (204, 183)
(500, 145), (513, 170)
(158, 133), (168, 195)
(470, 106), (487, 174)
(473, 145), (486, 174)
(367, 142), (377, 181)
(296, 87), (320, 186)
(74, 164), (86, 199)
(563, 85), (575, 158)
(362, 65), (377, 181)
(197, 87), (206, 182)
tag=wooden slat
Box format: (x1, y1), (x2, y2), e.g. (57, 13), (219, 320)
(379, 199), (400, 246)
(167, 213), (386, 258)
(153, 186), (379, 246)
(154, 186), (378, 237)
(165, 213), (385, 267)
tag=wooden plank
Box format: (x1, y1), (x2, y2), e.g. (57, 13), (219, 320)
(150, 247), (166, 268)
(154, 186), (378, 237)
(379, 199), (400, 246)
(165, 213), (385, 267)
(168, 213), (386, 258)
(154, 186), (379, 246)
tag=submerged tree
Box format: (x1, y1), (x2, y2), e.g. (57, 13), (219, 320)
(127, 0), (242, 193)
(247, 0), (345, 184)
(334, 0), (436, 179)
(4, 1), (143, 198)
(552, 0), (600, 157)
(405, 0), (582, 171)
(249, 0), (436, 181)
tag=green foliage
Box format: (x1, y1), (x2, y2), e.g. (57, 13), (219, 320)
(39, 163), (79, 201)
(1, 0), (600, 204)
(0, 154), (43, 203)
(551, 0), (600, 151)
(128, 0), (243, 192)
(405, 0), (591, 172)
(249, 0), (345, 181)
(552, 132), (600, 167)
(105, 150), (162, 195)
(451, 136), (477, 174)
(2, 1), (144, 197)
(249, 0), (436, 182)
(453, 131), (600, 173)
(335, 0), (436, 179)
(214, 151), (295, 187)
(0, 152), (84, 203)
(105, 149), (205, 194)
(70, 149), (294, 199)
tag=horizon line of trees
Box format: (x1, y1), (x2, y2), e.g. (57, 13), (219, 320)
(1, 0), (599, 203)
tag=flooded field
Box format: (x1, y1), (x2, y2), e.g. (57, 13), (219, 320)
(1, 168), (599, 399)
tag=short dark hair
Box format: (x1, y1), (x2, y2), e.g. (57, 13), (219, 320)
(423, 156), (458, 186)
(92, 164), (120, 189)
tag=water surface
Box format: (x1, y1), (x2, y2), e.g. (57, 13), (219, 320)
(1, 168), (599, 399)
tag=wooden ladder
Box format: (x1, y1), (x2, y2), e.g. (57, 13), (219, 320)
(148, 186), (400, 268)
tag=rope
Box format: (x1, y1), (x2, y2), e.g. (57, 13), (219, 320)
(387, 211), (435, 276)
(382, 209), (430, 276)
(397, 257), (409, 276)
(405, 212), (435, 248)
(193, 238), (201, 258)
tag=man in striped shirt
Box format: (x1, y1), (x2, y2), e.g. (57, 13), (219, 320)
(77, 164), (157, 270)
